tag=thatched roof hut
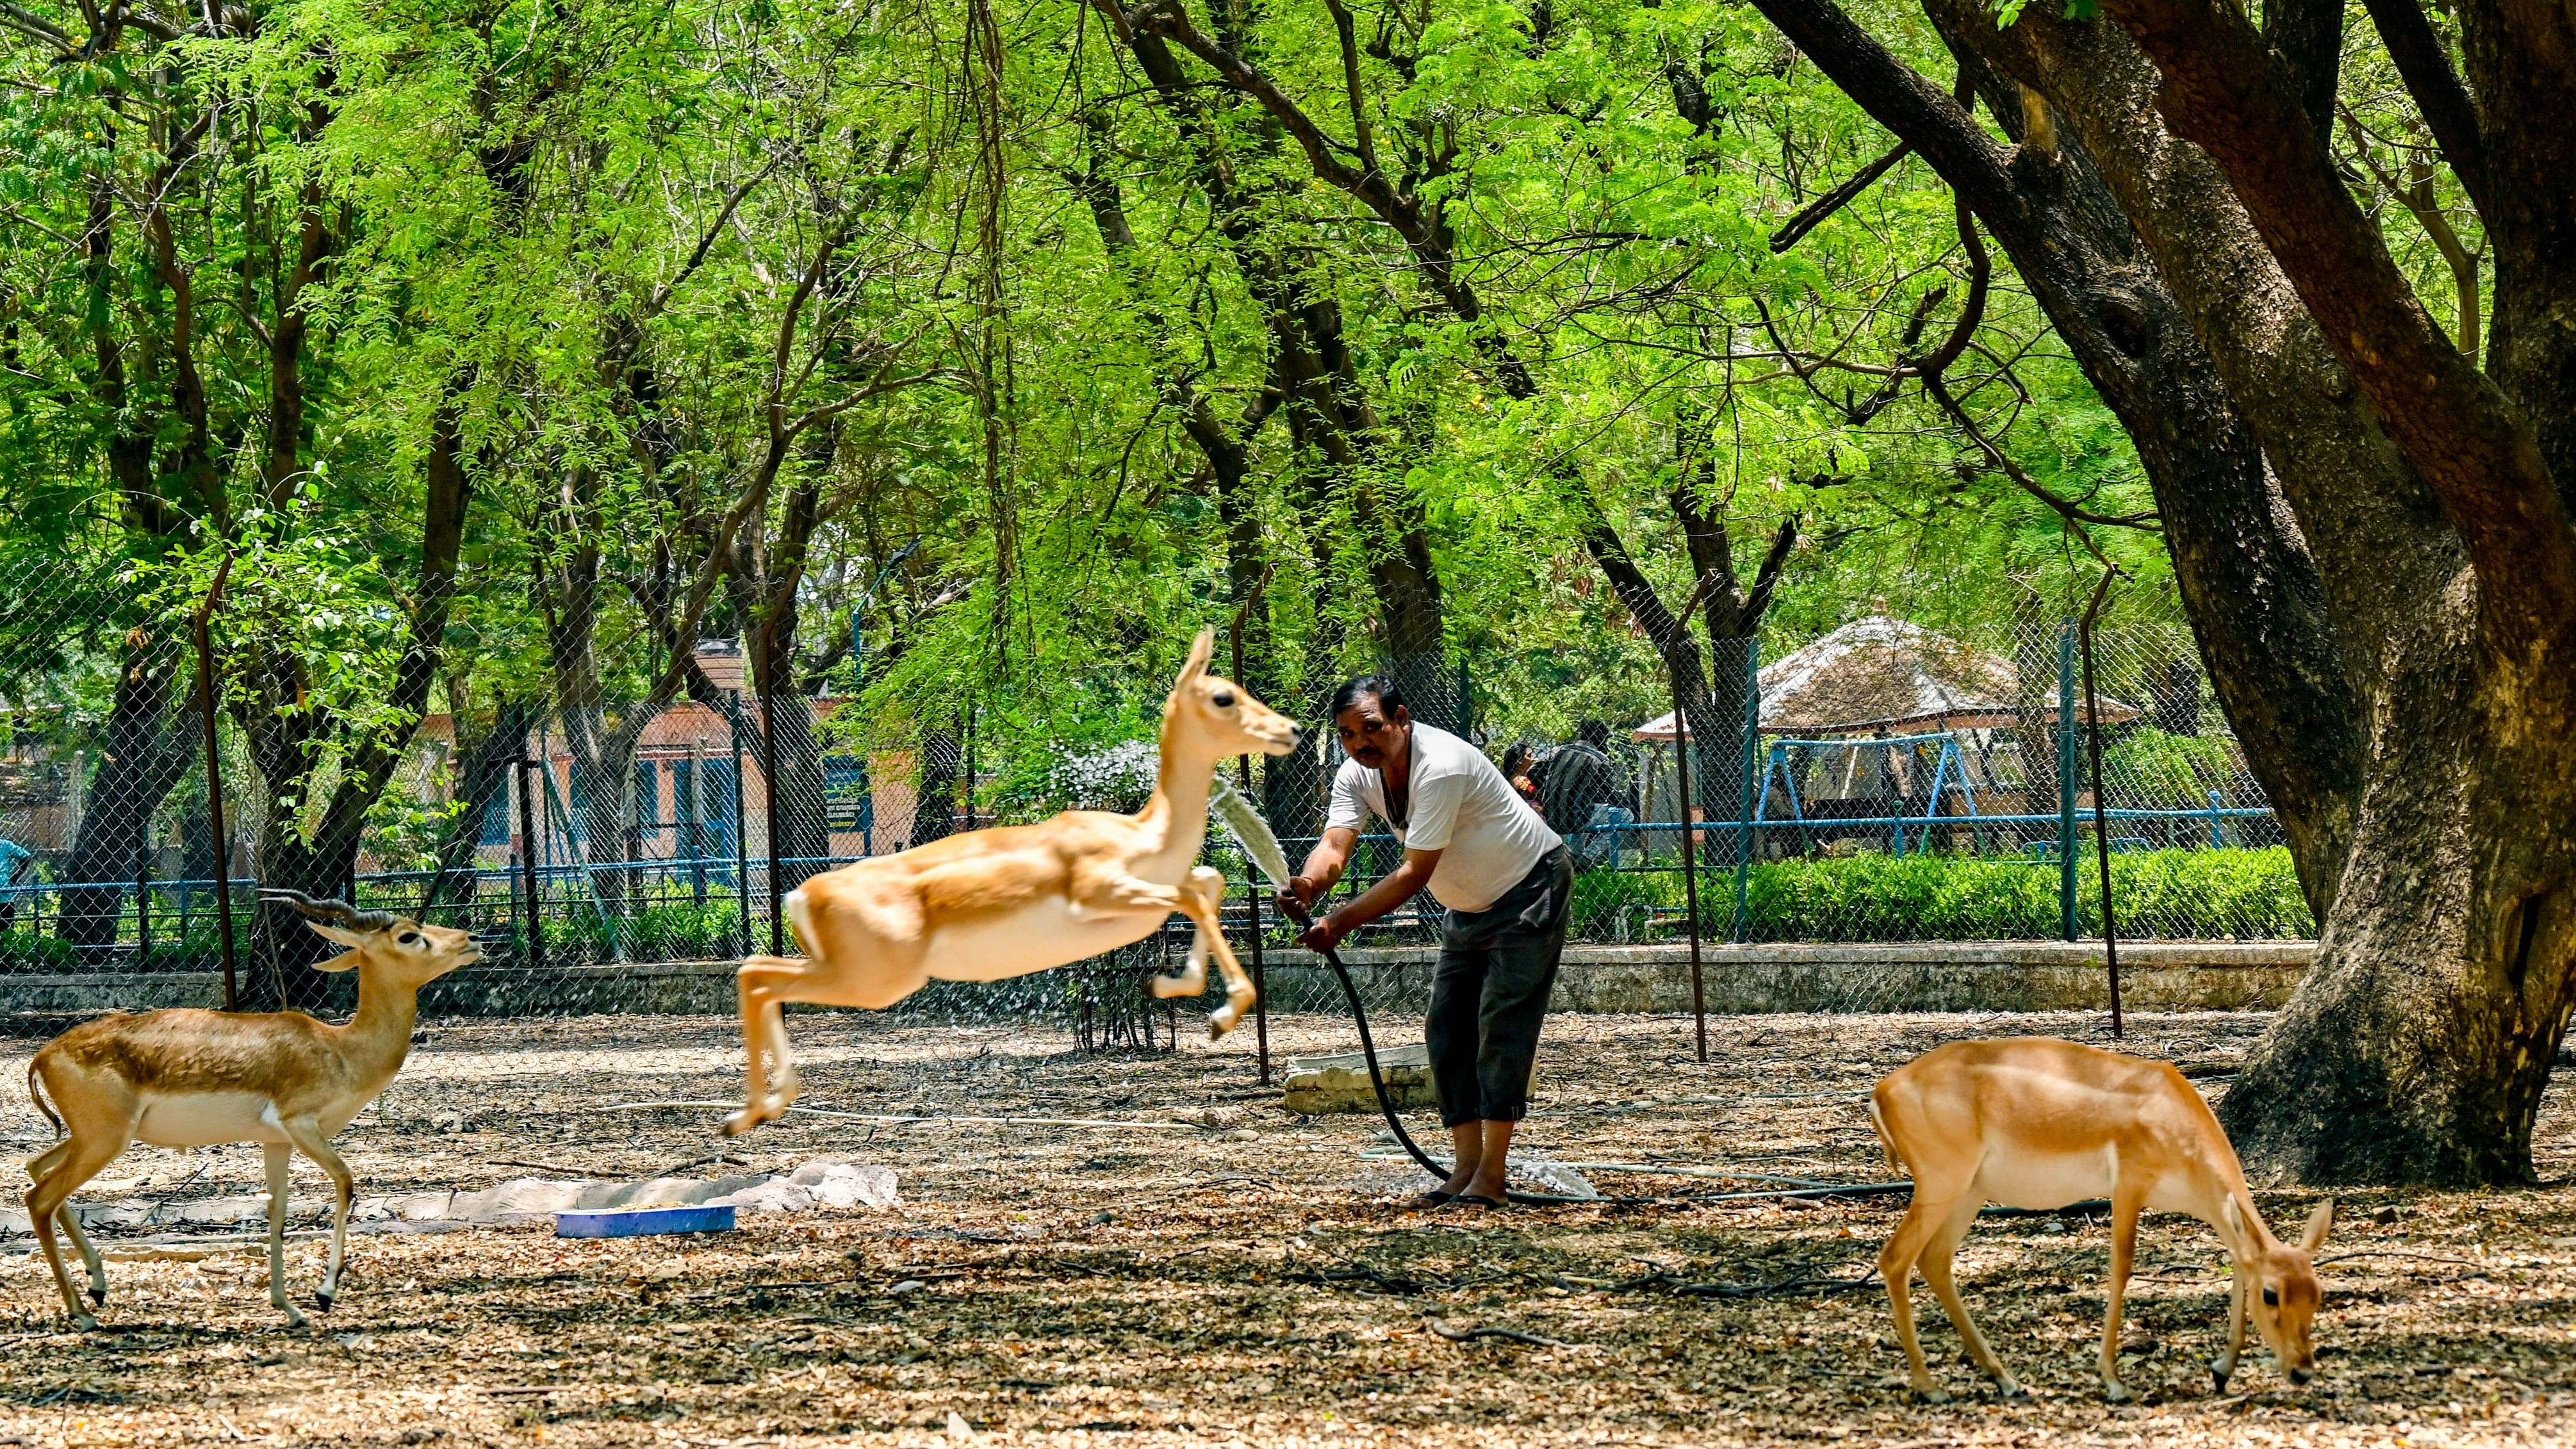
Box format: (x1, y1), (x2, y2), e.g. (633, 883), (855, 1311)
(1632, 614), (2137, 742)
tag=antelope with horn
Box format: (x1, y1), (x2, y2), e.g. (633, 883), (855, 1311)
(1870, 1037), (2333, 1402)
(23, 890), (481, 1329)
(725, 628), (1300, 1135)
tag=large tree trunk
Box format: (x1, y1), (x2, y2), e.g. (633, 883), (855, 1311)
(1746, 0), (2576, 1183)
(2219, 606), (2575, 1184)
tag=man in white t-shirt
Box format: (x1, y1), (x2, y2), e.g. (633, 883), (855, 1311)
(1279, 676), (1570, 1209)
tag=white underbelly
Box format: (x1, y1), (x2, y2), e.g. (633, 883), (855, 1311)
(136, 1092), (290, 1149)
(921, 899), (1166, 983)
(1974, 1146), (2115, 1211)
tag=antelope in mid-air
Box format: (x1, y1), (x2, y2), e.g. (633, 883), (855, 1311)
(1870, 1037), (2332, 1402)
(24, 890), (481, 1329)
(724, 628), (1300, 1136)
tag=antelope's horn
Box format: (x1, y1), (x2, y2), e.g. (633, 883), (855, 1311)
(258, 888), (398, 933)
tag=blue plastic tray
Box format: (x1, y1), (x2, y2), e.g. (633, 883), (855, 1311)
(555, 1203), (737, 1238)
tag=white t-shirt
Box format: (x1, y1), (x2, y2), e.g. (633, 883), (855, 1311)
(1327, 723), (1562, 913)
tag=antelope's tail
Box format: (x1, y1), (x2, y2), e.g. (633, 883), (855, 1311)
(26, 1058), (60, 1140)
(1866, 1092), (1905, 1177)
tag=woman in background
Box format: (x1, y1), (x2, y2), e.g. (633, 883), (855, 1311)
(1500, 744), (1541, 811)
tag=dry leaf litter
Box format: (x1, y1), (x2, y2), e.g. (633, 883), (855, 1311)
(0, 1009), (2561, 1448)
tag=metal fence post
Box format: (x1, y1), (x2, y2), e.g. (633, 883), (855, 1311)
(2079, 569), (2126, 1037)
(729, 695), (751, 954)
(1666, 645), (1707, 1065)
(517, 757), (545, 973)
(762, 692), (783, 957)
(193, 553), (237, 1009)
(2057, 621), (2079, 942)
(1732, 638), (1759, 944)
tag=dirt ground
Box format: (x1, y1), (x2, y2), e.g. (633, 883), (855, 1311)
(0, 1007), (2566, 1448)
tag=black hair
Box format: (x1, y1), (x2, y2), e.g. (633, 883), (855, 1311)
(1575, 718), (1611, 749)
(1329, 675), (1407, 720)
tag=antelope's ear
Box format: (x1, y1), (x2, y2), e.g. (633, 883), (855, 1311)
(2220, 1193), (2245, 1240)
(1179, 626), (1215, 683)
(2300, 1199), (2334, 1254)
(303, 920), (367, 950)
(311, 950), (363, 974)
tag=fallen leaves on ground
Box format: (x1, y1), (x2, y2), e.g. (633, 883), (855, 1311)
(0, 1008), (2563, 1447)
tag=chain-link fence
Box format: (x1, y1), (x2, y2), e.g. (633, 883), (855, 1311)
(2, 550), (2306, 1046)
(1247, 585), (2306, 963)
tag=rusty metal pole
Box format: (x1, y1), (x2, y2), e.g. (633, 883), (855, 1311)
(2079, 567), (2126, 1038)
(1229, 573), (1274, 1085)
(1668, 642), (1707, 1065)
(193, 553), (237, 1010)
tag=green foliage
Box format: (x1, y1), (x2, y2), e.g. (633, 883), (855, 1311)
(1566, 846), (2313, 942)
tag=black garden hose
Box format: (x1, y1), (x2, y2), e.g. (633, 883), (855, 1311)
(1272, 897), (1579, 1207)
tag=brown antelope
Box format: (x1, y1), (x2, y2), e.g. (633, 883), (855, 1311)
(1870, 1037), (2332, 1402)
(24, 890), (481, 1330)
(724, 628), (1300, 1136)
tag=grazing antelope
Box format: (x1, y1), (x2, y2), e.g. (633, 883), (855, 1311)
(1870, 1038), (2332, 1402)
(24, 890), (480, 1330)
(725, 628), (1300, 1136)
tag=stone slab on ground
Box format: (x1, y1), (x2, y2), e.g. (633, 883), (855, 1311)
(1, 1158), (897, 1238)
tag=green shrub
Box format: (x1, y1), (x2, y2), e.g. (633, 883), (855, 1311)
(1566, 846), (2313, 943)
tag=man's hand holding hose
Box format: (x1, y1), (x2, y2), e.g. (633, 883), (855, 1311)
(1277, 836), (1440, 955)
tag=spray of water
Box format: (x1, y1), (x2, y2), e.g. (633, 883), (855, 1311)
(1210, 774), (1292, 889)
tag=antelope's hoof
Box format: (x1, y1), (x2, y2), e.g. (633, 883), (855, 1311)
(720, 1109), (762, 1138)
(1908, 1384), (1948, 1405)
(1996, 1379), (2027, 1400)
(2101, 1380), (2133, 1404)
(2211, 1368), (2231, 1395)
(315, 1289), (334, 1311)
(281, 1309), (308, 1330)
(86, 1286), (104, 1307)
(70, 1311), (99, 1333)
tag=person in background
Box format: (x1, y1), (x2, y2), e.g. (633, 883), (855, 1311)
(1278, 676), (1570, 1209)
(1500, 744), (1541, 810)
(0, 835), (32, 933)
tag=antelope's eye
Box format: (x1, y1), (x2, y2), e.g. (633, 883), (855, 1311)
(2262, 1286), (2279, 1307)
(399, 932), (422, 946)
(1211, 690), (1236, 707)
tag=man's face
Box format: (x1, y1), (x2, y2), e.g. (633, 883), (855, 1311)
(1334, 695), (1410, 769)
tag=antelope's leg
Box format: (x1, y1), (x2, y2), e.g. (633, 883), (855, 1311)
(262, 1142), (308, 1329)
(28, 1140), (104, 1302)
(1876, 1188), (1959, 1401)
(1170, 866), (1257, 1037)
(26, 1134), (122, 1329)
(1149, 921), (1210, 1000)
(2213, 1263), (2249, 1393)
(727, 955), (806, 1136)
(1919, 1193), (2018, 1396)
(2099, 1186), (2146, 1402)
(281, 1118), (355, 1309)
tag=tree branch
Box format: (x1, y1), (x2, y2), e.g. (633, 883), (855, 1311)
(2355, 0), (2488, 215)
(1769, 142), (1911, 253)
(2106, 0), (2575, 649)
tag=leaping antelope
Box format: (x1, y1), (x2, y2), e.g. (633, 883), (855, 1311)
(24, 890), (481, 1329)
(725, 628), (1300, 1136)
(1871, 1037), (2332, 1402)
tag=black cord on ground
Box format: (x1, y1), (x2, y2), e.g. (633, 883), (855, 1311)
(1273, 898), (1578, 1206)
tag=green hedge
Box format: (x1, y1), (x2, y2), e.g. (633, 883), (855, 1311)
(1568, 846), (2313, 942)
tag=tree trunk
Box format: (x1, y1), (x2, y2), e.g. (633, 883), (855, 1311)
(910, 721), (960, 848)
(55, 640), (192, 949)
(1744, 0), (2576, 1183)
(2220, 609), (2576, 1184)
